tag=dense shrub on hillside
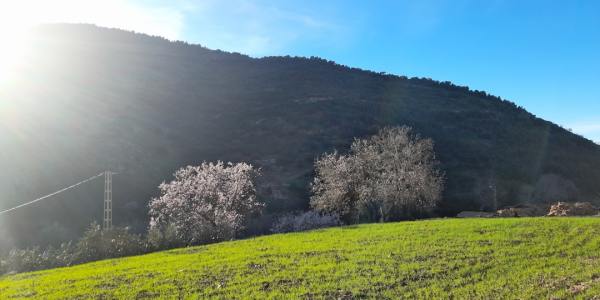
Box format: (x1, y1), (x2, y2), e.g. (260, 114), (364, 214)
(311, 126), (444, 223)
(1, 247), (46, 274)
(0, 242), (77, 274)
(2, 243), (73, 273)
(0, 224), (144, 275)
(148, 162), (264, 245)
(147, 224), (181, 251)
(271, 211), (341, 233)
(73, 222), (146, 264)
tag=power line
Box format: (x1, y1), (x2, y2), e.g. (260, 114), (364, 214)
(0, 172), (105, 216)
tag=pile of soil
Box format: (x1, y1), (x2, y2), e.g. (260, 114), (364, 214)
(495, 205), (546, 217)
(547, 202), (598, 216)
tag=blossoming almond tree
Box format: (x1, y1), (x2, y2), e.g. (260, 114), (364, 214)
(311, 126), (444, 223)
(149, 161), (263, 245)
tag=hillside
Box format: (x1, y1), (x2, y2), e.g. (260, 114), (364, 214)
(1, 218), (600, 298)
(2, 24), (600, 248)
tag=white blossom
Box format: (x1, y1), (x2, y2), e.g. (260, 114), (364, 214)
(149, 161), (263, 245)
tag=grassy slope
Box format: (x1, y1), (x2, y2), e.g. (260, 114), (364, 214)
(1, 218), (600, 299)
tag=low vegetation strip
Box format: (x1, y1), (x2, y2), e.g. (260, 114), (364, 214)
(1, 218), (600, 299)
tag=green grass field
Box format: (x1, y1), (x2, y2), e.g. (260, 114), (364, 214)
(1, 218), (600, 299)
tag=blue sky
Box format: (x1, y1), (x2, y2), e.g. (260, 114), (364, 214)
(3, 0), (598, 141)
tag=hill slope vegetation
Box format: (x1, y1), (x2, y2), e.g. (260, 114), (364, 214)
(1, 218), (600, 298)
(1, 24), (600, 248)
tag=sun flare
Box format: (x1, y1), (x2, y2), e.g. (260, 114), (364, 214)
(0, 30), (31, 84)
(0, 0), (183, 84)
(0, 2), (40, 84)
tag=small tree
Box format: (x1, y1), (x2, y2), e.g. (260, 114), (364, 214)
(311, 126), (444, 223)
(148, 161), (263, 245)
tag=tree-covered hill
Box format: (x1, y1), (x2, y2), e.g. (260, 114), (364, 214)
(1, 24), (599, 248)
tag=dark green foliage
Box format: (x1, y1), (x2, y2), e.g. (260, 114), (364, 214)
(0, 223), (147, 275)
(146, 224), (182, 251)
(0, 243), (76, 274)
(73, 222), (145, 264)
(1, 24), (600, 249)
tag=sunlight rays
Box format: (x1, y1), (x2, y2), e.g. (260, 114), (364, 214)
(0, 17), (32, 84)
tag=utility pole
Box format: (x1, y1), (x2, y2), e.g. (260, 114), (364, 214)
(103, 171), (113, 230)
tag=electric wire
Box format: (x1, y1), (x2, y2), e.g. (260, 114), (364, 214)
(0, 172), (105, 216)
